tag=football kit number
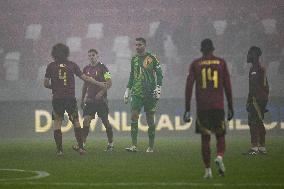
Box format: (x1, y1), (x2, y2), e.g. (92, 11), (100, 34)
(201, 67), (218, 89)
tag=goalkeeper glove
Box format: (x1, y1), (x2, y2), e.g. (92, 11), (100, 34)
(153, 85), (161, 99)
(183, 111), (191, 123)
(123, 88), (130, 104)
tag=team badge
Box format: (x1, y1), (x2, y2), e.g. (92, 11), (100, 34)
(143, 56), (153, 68)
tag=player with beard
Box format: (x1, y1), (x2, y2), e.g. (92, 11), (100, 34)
(124, 37), (163, 153)
(243, 46), (269, 155)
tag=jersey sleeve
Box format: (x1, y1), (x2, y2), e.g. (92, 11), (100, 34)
(222, 60), (233, 109)
(152, 54), (163, 86)
(185, 62), (196, 112)
(127, 57), (134, 89)
(44, 64), (51, 78)
(249, 68), (258, 97)
(102, 64), (111, 80)
(260, 67), (269, 95)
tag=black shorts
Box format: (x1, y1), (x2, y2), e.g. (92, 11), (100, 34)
(52, 98), (79, 122)
(195, 109), (226, 135)
(83, 102), (109, 119)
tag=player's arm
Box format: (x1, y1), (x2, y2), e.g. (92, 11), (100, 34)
(153, 55), (163, 87)
(223, 61), (234, 120)
(74, 63), (108, 89)
(43, 77), (52, 89)
(126, 58), (134, 90)
(152, 55), (163, 99)
(43, 65), (52, 89)
(96, 78), (112, 100)
(96, 71), (112, 98)
(185, 63), (195, 113)
(80, 74), (108, 89)
(80, 82), (87, 108)
(124, 58), (134, 103)
(183, 62), (195, 122)
(261, 68), (269, 95)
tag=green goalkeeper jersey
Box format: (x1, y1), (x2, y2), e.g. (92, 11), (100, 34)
(127, 52), (163, 97)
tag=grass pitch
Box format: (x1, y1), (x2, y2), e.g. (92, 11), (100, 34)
(0, 136), (284, 189)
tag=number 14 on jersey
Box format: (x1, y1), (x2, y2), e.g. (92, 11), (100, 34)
(201, 67), (218, 89)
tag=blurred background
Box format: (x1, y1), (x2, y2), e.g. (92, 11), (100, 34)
(0, 0), (283, 137)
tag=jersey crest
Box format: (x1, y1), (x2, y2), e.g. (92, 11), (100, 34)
(143, 56), (153, 68)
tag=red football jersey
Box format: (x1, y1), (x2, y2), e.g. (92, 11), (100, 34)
(185, 55), (233, 111)
(83, 62), (109, 103)
(248, 63), (269, 101)
(45, 61), (83, 99)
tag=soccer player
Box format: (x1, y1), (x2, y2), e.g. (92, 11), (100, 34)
(44, 43), (107, 156)
(73, 49), (113, 152)
(243, 46), (269, 155)
(124, 37), (163, 153)
(184, 39), (233, 178)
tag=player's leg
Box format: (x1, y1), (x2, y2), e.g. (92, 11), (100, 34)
(196, 111), (212, 178)
(67, 99), (85, 154)
(202, 134), (212, 178)
(145, 111), (155, 152)
(212, 110), (226, 176)
(130, 109), (140, 147)
(258, 101), (267, 154)
(244, 110), (259, 155)
(216, 134), (225, 157)
(72, 115), (93, 152)
(126, 96), (142, 152)
(82, 116), (92, 144)
(82, 103), (97, 145)
(258, 123), (266, 154)
(98, 103), (114, 151)
(145, 98), (157, 152)
(53, 115), (63, 155)
(52, 99), (65, 156)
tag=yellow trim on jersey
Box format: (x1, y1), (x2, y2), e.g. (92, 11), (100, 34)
(252, 96), (263, 121)
(199, 60), (220, 65)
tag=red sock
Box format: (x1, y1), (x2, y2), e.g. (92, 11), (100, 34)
(54, 129), (62, 151)
(74, 127), (83, 149)
(201, 135), (211, 168)
(216, 134), (225, 157)
(249, 124), (259, 147)
(82, 126), (90, 143)
(259, 124), (266, 146)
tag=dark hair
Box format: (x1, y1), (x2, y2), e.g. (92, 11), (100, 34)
(200, 38), (214, 53)
(88, 49), (98, 54)
(136, 37), (146, 45)
(51, 43), (70, 61)
(249, 46), (262, 57)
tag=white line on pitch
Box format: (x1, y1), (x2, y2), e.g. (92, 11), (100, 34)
(0, 182), (284, 187)
(0, 169), (49, 181)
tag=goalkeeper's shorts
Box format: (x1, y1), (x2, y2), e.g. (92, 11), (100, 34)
(131, 95), (157, 112)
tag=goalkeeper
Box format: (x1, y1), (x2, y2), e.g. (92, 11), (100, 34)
(124, 37), (163, 153)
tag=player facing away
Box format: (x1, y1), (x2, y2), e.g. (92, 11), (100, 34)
(124, 37), (163, 153)
(44, 43), (108, 156)
(73, 49), (113, 152)
(184, 39), (234, 178)
(243, 46), (269, 155)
